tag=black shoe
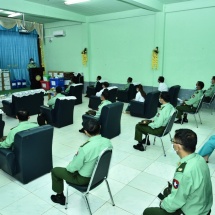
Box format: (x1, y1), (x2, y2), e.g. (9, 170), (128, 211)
(85, 95), (89, 97)
(174, 119), (182, 124)
(51, 194), (66, 205)
(183, 118), (188, 123)
(133, 143), (145, 151)
(79, 128), (85, 133)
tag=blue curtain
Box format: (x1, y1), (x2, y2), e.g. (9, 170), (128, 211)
(0, 25), (40, 85)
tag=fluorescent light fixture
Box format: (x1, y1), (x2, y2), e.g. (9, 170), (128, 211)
(8, 12), (22, 17)
(64, 0), (89, 5)
(0, 10), (4, 13)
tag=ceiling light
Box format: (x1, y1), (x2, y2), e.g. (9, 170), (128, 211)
(8, 12), (22, 18)
(0, 10), (3, 13)
(2, 11), (14, 15)
(64, 0), (90, 5)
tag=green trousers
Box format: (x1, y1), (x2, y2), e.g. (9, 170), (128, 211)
(176, 105), (196, 119)
(51, 167), (90, 194)
(143, 207), (184, 215)
(134, 124), (165, 142)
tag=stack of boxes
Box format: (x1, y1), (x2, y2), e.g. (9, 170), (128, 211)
(0, 70), (11, 91)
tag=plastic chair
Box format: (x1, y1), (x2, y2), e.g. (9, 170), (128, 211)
(145, 111), (177, 156)
(65, 149), (115, 214)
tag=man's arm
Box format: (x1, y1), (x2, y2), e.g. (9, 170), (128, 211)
(66, 148), (85, 173)
(0, 130), (15, 148)
(185, 93), (198, 105)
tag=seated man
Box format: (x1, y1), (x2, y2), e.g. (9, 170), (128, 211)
(47, 86), (65, 109)
(121, 77), (133, 91)
(143, 129), (213, 215)
(50, 119), (113, 205)
(79, 89), (111, 133)
(158, 76), (168, 92)
(0, 110), (38, 148)
(198, 135), (215, 163)
(204, 76), (215, 102)
(95, 81), (109, 97)
(133, 92), (174, 151)
(174, 81), (204, 124)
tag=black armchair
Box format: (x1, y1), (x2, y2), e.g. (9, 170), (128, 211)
(0, 125), (54, 184)
(40, 97), (76, 128)
(88, 87), (118, 110)
(2, 90), (45, 117)
(0, 113), (5, 138)
(62, 84), (83, 105)
(82, 102), (124, 139)
(168, 85), (181, 107)
(86, 82), (103, 97)
(117, 84), (137, 103)
(130, 91), (160, 118)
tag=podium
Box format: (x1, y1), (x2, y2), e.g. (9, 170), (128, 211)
(29, 68), (44, 89)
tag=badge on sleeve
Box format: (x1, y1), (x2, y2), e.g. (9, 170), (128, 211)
(157, 113), (160, 117)
(173, 179), (179, 189)
(192, 95), (195, 98)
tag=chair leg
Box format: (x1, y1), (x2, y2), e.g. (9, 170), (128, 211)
(198, 113), (202, 124)
(83, 193), (92, 215)
(105, 178), (115, 206)
(65, 184), (69, 209)
(193, 115), (198, 128)
(160, 138), (166, 157)
(153, 137), (156, 145)
(145, 135), (149, 151)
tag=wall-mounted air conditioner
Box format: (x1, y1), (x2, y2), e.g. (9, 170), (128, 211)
(53, 30), (65, 37)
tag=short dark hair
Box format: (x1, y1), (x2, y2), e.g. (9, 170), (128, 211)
(160, 92), (170, 102)
(158, 76), (164, 83)
(212, 76), (215, 81)
(17, 110), (29, 121)
(197, 81), (204, 89)
(97, 76), (101, 80)
(56, 86), (62, 93)
(83, 119), (100, 135)
(101, 89), (109, 99)
(103, 82), (109, 88)
(174, 129), (197, 153)
(30, 58), (34, 61)
(128, 77), (133, 83)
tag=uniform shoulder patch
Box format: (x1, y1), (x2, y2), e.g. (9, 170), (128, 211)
(173, 179), (179, 189)
(80, 141), (90, 147)
(176, 162), (187, 173)
(192, 95), (195, 98)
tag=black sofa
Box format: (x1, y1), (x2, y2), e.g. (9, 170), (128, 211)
(169, 85), (181, 107)
(86, 81), (103, 97)
(117, 84), (137, 103)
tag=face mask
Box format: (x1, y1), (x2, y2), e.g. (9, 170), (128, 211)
(172, 144), (178, 153)
(159, 98), (162, 104)
(31, 61), (34, 63)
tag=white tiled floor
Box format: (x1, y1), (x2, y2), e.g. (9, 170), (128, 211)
(0, 96), (215, 215)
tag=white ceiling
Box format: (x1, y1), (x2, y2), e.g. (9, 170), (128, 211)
(0, 0), (196, 23)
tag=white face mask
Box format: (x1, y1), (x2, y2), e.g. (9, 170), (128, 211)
(31, 61), (34, 63)
(172, 144), (178, 153)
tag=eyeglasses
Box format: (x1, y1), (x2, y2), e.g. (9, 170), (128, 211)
(170, 139), (182, 145)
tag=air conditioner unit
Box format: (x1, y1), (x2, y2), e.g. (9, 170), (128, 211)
(18, 29), (29, 34)
(53, 30), (65, 37)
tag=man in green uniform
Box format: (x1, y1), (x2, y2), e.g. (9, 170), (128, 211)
(121, 77), (133, 91)
(51, 119), (113, 205)
(133, 92), (175, 151)
(47, 86), (65, 109)
(143, 129), (213, 215)
(204, 76), (215, 102)
(174, 81), (204, 124)
(27, 58), (37, 69)
(0, 110), (38, 148)
(79, 89), (111, 133)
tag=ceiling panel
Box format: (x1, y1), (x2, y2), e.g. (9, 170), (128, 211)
(158, 0), (192, 3)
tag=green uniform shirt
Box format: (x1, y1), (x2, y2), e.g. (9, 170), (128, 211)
(95, 100), (112, 118)
(27, 63), (37, 69)
(121, 82), (131, 91)
(0, 121), (38, 148)
(66, 135), (113, 177)
(65, 84), (75, 93)
(149, 103), (175, 129)
(185, 89), (203, 107)
(47, 93), (65, 109)
(204, 83), (215, 98)
(161, 153), (213, 214)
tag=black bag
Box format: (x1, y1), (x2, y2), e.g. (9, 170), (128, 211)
(86, 110), (96, 116)
(37, 113), (46, 126)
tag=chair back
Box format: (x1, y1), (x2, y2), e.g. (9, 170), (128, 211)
(100, 102), (124, 139)
(69, 84), (83, 105)
(87, 149), (112, 192)
(108, 87), (118, 103)
(195, 95), (205, 114)
(128, 84), (136, 101)
(208, 93), (215, 104)
(95, 82), (103, 93)
(162, 110), (177, 136)
(13, 125), (54, 184)
(168, 85), (181, 107)
(53, 98), (76, 127)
